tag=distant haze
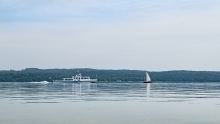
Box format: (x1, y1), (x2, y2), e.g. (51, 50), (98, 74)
(1, 0), (220, 71)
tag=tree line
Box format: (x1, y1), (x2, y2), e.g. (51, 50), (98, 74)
(0, 68), (220, 82)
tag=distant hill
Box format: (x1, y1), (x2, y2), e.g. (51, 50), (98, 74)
(0, 68), (220, 82)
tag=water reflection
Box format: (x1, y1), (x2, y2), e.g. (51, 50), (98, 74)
(146, 83), (151, 98)
(1, 82), (220, 102)
(52, 82), (97, 97)
(1, 82), (220, 124)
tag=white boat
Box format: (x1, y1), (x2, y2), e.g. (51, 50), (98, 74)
(53, 73), (97, 83)
(143, 72), (152, 83)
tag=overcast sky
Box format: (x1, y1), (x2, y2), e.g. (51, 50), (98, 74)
(0, 0), (220, 71)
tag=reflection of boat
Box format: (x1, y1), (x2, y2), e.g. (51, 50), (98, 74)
(51, 82), (97, 95)
(53, 73), (97, 83)
(143, 72), (152, 83)
(146, 83), (151, 98)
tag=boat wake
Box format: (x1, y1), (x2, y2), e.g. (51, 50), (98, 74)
(30, 81), (50, 84)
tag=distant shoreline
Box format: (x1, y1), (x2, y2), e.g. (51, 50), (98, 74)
(0, 68), (220, 82)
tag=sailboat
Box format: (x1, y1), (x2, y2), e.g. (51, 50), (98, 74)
(143, 72), (152, 83)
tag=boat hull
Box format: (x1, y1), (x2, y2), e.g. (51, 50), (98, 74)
(143, 81), (153, 83)
(53, 79), (97, 83)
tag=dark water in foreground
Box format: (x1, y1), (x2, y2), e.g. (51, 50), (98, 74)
(0, 82), (220, 124)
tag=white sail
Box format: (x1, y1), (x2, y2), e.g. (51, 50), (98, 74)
(146, 72), (151, 82)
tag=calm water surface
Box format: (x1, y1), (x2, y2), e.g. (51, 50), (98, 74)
(0, 82), (220, 124)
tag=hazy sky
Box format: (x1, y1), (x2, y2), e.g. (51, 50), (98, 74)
(0, 0), (220, 71)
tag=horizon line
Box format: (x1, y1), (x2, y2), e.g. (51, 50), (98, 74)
(1, 68), (219, 72)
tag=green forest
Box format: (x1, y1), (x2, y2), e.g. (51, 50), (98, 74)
(0, 68), (220, 82)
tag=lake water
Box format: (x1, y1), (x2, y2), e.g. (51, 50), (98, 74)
(0, 82), (220, 124)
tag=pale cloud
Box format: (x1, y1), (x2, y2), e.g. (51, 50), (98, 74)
(0, 0), (220, 71)
(1, 0), (219, 23)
